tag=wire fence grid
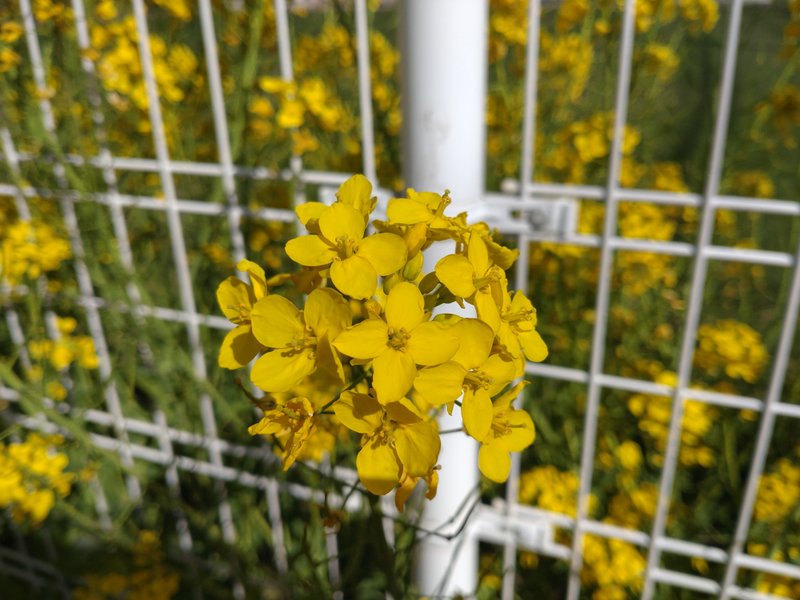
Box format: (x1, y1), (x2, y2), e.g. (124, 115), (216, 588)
(1, 0), (800, 598)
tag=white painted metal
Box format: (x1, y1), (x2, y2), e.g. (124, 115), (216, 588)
(400, 0), (489, 595)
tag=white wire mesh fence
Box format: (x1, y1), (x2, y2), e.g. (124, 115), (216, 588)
(1, 0), (799, 598)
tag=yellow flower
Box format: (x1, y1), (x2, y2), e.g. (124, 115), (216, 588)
(754, 458), (800, 524)
(333, 282), (460, 403)
(386, 189), (457, 237)
(435, 232), (505, 330)
(496, 286), (548, 365)
(249, 396), (316, 470)
(286, 202), (407, 299)
(695, 320), (768, 383)
(250, 288), (350, 392)
(476, 382), (535, 482)
(216, 259), (270, 369)
(334, 390), (440, 495)
(414, 318), (517, 439)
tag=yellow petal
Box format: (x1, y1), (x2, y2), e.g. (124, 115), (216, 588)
(385, 281), (425, 331)
(305, 288), (350, 339)
(475, 288), (501, 334)
(357, 233), (408, 276)
(285, 234), (335, 267)
(384, 398), (423, 424)
(372, 348), (416, 404)
(218, 325), (263, 369)
(478, 443), (512, 483)
(333, 318), (388, 359)
(413, 362), (466, 407)
(521, 329), (548, 362)
(295, 201), (327, 227)
(357, 440), (400, 495)
(315, 334), (346, 384)
(250, 295), (304, 348)
(494, 380), (528, 411)
(330, 255), (378, 299)
(482, 353), (518, 397)
(250, 348), (316, 393)
(407, 321), (459, 366)
(236, 259), (268, 299)
(216, 276), (255, 323)
(435, 254), (476, 298)
(319, 202), (365, 242)
(248, 415), (282, 436)
(449, 319), (494, 369)
(386, 198), (433, 224)
(334, 390), (382, 434)
(462, 388), (492, 442)
(510, 291), (536, 330)
(394, 421), (440, 477)
(336, 174), (375, 219)
(395, 475), (417, 512)
(467, 232), (489, 276)
(498, 409), (535, 452)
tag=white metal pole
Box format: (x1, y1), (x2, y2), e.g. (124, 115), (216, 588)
(401, 0), (488, 596)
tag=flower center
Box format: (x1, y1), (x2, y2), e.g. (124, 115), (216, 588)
(387, 327), (410, 351)
(288, 328), (317, 354)
(464, 369), (491, 390)
(335, 235), (358, 259)
(504, 307), (533, 326)
(473, 268), (501, 291)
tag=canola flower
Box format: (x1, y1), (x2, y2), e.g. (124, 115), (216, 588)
(73, 531), (180, 600)
(695, 320), (768, 384)
(518, 465), (657, 597)
(628, 371), (716, 468)
(0, 433), (74, 526)
(0, 218), (72, 287)
(217, 174), (547, 503)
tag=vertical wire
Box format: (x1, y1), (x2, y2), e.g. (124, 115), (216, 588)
(717, 238), (800, 593)
(198, 0), (247, 265)
(127, 2), (242, 597)
(565, 1), (638, 597)
(502, 0), (542, 597)
(12, 0), (143, 502)
(641, 2), (745, 597)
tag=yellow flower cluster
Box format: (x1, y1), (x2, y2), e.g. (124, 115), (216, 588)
(747, 545), (800, 598)
(753, 457), (800, 524)
(540, 112), (641, 185)
(32, 0), (73, 27)
(628, 371), (716, 467)
(583, 534), (647, 600)
(90, 11), (200, 117)
(519, 465), (587, 517)
(217, 175), (547, 506)
(639, 43), (680, 82)
(760, 84), (800, 148)
(635, 0), (718, 34)
(0, 433), (74, 526)
(27, 316), (100, 375)
(695, 320), (768, 384)
(250, 24), (401, 163)
(539, 33), (594, 103)
(0, 16), (24, 74)
(730, 170), (776, 199)
(255, 74), (352, 148)
(518, 465), (656, 597)
(73, 531), (180, 600)
(0, 218), (72, 286)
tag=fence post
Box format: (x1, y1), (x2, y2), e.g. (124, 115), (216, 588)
(400, 0), (488, 595)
